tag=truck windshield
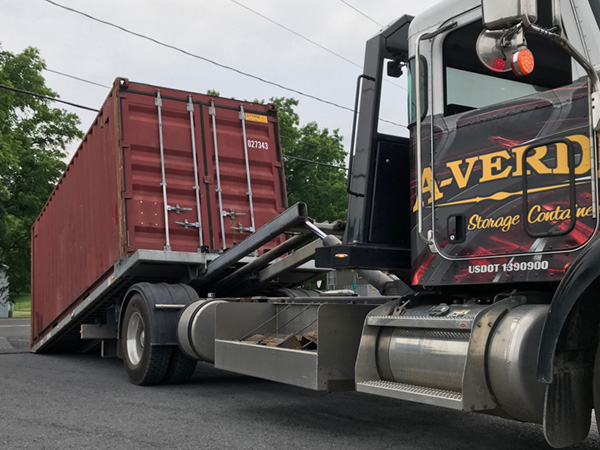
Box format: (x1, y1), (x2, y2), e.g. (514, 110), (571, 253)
(443, 20), (572, 116)
(446, 67), (546, 113)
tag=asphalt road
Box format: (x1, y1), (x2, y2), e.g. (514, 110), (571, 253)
(1, 320), (599, 450)
(0, 318), (30, 353)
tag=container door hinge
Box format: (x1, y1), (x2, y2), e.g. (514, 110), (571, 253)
(176, 219), (201, 230)
(168, 204), (193, 214)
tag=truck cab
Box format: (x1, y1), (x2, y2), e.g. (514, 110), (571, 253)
(319, 0), (600, 446)
(409, 0), (600, 289)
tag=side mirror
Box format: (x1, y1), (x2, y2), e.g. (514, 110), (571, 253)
(387, 59), (405, 78)
(481, 0), (537, 30)
(478, 0), (563, 76)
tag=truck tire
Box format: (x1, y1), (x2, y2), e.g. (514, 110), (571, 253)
(163, 348), (197, 384)
(121, 293), (172, 385)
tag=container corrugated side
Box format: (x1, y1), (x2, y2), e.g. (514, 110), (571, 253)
(32, 91), (124, 345)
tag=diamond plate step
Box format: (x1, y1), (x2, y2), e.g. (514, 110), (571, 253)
(357, 380), (463, 410)
(366, 315), (474, 330)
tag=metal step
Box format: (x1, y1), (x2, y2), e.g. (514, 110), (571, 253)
(357, 380), (463, 410)
(366, 315), (475, 330)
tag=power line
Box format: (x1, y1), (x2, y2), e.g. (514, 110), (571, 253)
(42, 0), (356, 114)
(42, 0), (407, 128)
(43, 68), (401, 134)
(40, 69), (353, 155)
(45, 68), (110, 89)
(339, 1), (383, 28)
(283, 154), (347, 170)
(0, 83), (100, 112)
(0, 79), (347, 170)
(230, 0), (405, 93)
(280, 134), (348, 155)
(31, 66), (406, 159)
(229, 0), (361, 69)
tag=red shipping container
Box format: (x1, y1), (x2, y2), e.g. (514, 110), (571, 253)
(31, 78), (287, 345)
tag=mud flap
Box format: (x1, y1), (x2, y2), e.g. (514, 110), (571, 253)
(543, 366), (592, 448)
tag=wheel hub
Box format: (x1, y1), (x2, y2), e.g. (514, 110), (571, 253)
(126, 311), (145, 366)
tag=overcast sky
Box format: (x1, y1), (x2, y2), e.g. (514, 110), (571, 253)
(2, 0), (441, 160)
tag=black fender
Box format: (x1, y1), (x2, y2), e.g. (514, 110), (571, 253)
(118, 282), (199, 346)
(538, 236), (600, 383)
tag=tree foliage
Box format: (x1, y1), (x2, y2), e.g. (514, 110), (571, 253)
(270, 97), (348, 222)
(0, 45), (82, 300)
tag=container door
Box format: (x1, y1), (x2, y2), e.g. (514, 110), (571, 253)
(199, 102), (286, 252)
(121, 91), (205, 253)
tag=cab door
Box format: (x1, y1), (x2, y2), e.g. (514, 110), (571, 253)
(411, 5), (597, 285)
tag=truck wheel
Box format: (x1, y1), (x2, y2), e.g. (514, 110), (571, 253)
(121, 293), (171, 385)
(163, 348), (197, 384)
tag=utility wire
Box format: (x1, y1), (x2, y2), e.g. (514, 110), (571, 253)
(43, 0), (356, 114)
(0, 80), (347, 169)
(230, 0), (405, 92)
(42, 68), (403, 145)
(0, 82), (100, 112)
(283, 154), (347, 170)
(229, 0), (361, 69)
(339, 0), (383, 28)
(42, 0), (406, 128)
(28, 66), (403, 162)
(45, 68), (110, 89)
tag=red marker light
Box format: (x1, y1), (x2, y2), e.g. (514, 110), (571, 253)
(493, 58), (506, 71)
(511, 48), (535, 76)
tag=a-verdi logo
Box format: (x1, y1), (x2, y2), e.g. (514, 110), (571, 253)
(413, 134), (590, 212)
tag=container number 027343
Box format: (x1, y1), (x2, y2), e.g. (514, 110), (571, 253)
(247, 140), (269, 150)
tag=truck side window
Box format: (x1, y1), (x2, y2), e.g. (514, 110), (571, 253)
(443, 19), (572, 116)
(407, 56), (428, 124)
(591, 0), (600, 30)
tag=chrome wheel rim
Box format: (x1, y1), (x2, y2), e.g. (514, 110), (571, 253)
(126, 311), (144, 366)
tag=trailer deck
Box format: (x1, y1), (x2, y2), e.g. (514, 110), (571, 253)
(32, 204), (333, 353)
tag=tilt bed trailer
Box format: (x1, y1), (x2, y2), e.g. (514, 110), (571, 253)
(29, 0), (600, 447)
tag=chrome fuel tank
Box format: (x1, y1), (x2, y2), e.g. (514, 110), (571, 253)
(375, 304), (485, 392)
(366, 300), (548, 423)
(487, 304), (548, 423)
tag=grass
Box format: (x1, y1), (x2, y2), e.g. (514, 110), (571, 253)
(12, 293), (31, 318)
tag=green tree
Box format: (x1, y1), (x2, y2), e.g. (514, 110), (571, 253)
(0, 46), (82, 300)
(271, 97), (348, 222)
